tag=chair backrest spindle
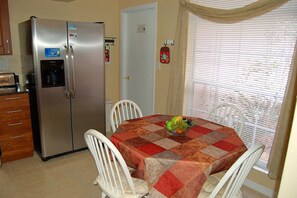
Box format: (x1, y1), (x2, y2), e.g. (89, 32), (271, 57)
(208, 103), (245, 137)
(203, 143), (265, 198)
(84, 129), (150, 197)
(110, 100), (143, 133)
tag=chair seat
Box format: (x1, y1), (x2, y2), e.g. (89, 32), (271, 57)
(199, 174), (242, 198)
(96, 169), (148, 198)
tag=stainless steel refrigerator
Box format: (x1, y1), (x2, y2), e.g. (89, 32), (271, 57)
(19, 17), (105, 160)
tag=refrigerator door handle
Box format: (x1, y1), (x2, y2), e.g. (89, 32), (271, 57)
(70, 45), (76, 98)
(64, 45), (71, 99)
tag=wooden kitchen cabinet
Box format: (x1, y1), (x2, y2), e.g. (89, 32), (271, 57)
(0, 0), (12, 55)
(0, 93), (34, 162)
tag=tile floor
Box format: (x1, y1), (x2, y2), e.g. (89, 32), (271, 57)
(0, 150), (101, 198)
(0, 150), (269, 198)
(242, 186), (270, 198)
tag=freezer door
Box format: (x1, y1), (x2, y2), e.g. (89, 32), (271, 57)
(67, 22), (105, 149)
(31, 18), (73, 158)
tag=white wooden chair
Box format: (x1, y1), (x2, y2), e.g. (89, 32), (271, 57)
(208, 103), (245, 137)
(84, 129), (149, 198)
(199, 143), (265, 198)
(110, 100), (143, 133)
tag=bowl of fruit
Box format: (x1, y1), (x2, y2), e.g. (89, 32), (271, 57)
(165, 116), (194, 136)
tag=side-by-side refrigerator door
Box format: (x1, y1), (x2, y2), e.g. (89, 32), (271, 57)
(31, 18), (73, 158)
(67, 22), (105, 150)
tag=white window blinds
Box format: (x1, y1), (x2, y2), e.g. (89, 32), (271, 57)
(184, 0), (297, 171)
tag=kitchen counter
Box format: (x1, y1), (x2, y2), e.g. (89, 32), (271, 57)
(0, 86), (29, 96)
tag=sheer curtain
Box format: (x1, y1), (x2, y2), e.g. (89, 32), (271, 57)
(166, 0), (296, 179)
(268, 41), (297, 179)
(166, 4), (189, 115)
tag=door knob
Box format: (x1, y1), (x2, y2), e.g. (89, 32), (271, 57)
(125, 76), (130, 80)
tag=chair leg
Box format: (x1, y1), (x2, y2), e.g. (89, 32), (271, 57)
(93, 176), (99, 185)
(141, 193), (149, 198)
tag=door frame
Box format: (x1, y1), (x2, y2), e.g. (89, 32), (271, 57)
(120, 3), (157, 114)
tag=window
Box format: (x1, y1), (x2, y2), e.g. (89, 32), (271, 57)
(184, 0), (297, 172)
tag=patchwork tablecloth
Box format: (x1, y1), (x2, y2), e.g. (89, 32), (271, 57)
(110, 114), (247, 198)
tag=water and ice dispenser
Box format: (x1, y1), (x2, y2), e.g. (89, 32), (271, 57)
(40, 60), (65, 88)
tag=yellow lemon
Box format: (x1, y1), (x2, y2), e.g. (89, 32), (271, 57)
(172, 116), (183, 123)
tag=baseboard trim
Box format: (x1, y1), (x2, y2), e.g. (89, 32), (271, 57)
(244, 179), (275, 197)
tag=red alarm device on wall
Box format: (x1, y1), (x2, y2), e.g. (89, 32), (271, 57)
(160, 46), (170, 64)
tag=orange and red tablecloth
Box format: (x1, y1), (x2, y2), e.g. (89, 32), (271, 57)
(110, 114), (247, 198)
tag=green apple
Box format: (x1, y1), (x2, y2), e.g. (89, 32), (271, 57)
(165, 121), (172, 130)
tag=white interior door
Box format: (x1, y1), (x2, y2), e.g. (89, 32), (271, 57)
(121, 3), (156, 116)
